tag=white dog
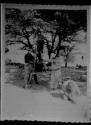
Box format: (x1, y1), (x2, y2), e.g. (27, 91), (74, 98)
(61, 78), (81, 101)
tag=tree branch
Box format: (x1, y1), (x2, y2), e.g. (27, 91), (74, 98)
(17, 40), (29, 46)
(43, 37), (52, 58)
(50, 31), (57, 53)
(22, 27), (33, 48)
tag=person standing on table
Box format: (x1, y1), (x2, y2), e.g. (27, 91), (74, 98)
(24, 50), (39, 88)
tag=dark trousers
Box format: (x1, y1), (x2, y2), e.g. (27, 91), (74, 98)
(33, 74), (39, 84)
(27, 72), (39, 85)
(25, 63), (39, 86)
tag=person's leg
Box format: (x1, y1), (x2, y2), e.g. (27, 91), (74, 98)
(33, 74), (39, 84)
(27, 72), (33, 87)
(24, 63), (29, 88)
(27, 64), (34, 87)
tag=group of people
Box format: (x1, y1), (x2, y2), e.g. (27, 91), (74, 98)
(24, 50), (62, 89)
(24, 50), (81, 102)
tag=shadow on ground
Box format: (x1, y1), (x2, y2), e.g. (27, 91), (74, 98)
(50, 91), (77, 104)
(5, 74), (50, 92)
(5, 66), (51, 92)
(5, 66), (87, 95)
(50, 92), (64, 100)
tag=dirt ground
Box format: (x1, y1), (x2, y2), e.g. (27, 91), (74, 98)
(1, 66), (89, 122)
(1, 83), (89, 122)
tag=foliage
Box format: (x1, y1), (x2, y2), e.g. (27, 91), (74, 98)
(5, 47), (9, 53)
(61, 42), (76, 67)
(5, 8), (87, 64)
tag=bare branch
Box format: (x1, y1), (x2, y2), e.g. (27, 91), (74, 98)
(16, 40), (28, 46)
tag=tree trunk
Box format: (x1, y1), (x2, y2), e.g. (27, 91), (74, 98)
(55, 34), (62, 57)
(48, 51), (51, 59)
(64, 53), (69, 68)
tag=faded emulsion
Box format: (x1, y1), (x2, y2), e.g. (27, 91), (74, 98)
(1, 4), (90, 122)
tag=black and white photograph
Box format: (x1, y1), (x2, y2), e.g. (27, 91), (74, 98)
(1, 4), (90, 122)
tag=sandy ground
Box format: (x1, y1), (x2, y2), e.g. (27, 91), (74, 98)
(1, 82), (89, 122)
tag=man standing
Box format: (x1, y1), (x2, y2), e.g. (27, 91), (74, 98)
(24, 50), (39, 88)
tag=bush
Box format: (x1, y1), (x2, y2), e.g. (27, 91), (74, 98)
(15, 68), (24, 80)
(76, 65), (87, 71)
(5, 47), (9, 53)
(78, 75), (87, 82)
(61, 66), (87, 82)
(6, 61), (24, 68)
(5, 59), (12, 65)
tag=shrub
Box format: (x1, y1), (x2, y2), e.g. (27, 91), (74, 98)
(76, 65), (87, 71)
(5, 59), (12, 65)
(78, 75), (87, 82)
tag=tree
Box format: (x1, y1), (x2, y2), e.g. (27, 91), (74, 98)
(5, 8), (47, 64)
(40, 11), (86, 60)
(5, 9), (87, 66)
(62, 43), (76, 67)
(5, 9), (34, 51)
(81, 55), (85, 66)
